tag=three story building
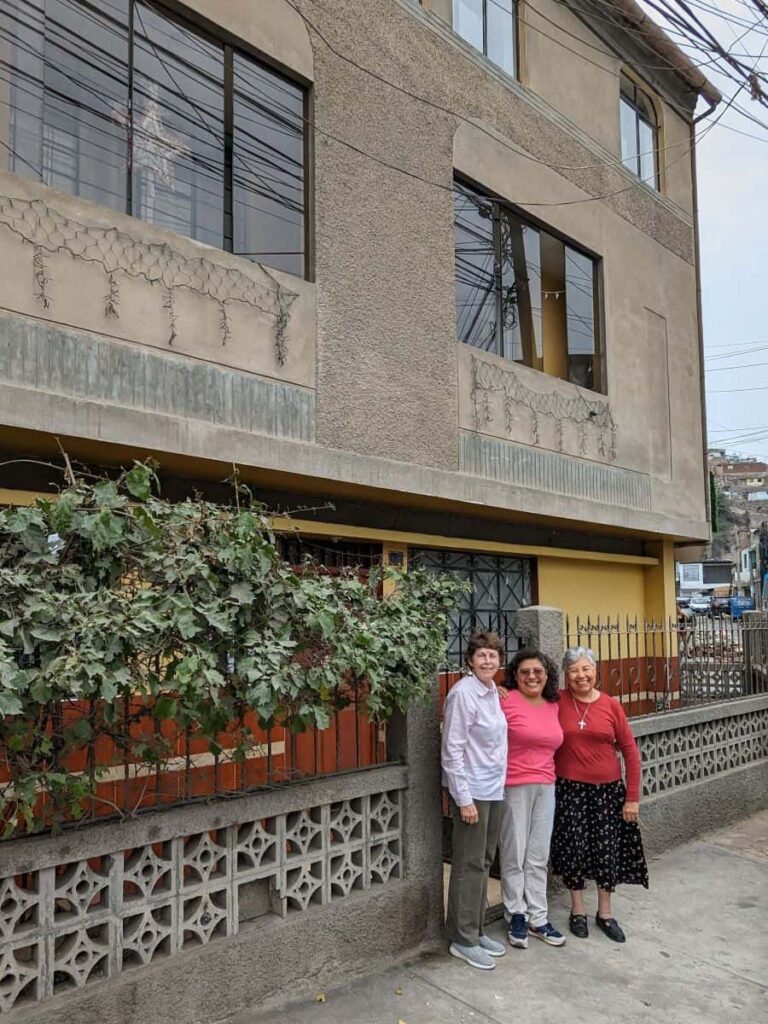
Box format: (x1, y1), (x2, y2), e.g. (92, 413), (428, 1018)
(0, 0), (718, 642)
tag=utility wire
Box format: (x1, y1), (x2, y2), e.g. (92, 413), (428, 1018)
(706, 360), (768, 372)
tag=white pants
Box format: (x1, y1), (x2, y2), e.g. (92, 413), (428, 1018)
(499, 783), (556, 927)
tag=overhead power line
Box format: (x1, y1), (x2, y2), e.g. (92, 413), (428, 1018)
(709, 384), (768, 393)
(705, 360), (768, 372)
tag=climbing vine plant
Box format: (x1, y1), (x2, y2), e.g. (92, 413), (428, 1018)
(0, 463), (465, 837)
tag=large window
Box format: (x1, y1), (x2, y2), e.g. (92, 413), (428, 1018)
(409, 548), (533, 663)
(454, 180), (602, 392)
(620, 73), (658, 190)
(453, 0), (516, 77)
(2, 0), (307, 277)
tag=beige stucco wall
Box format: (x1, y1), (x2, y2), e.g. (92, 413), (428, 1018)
(0, 0), (709, 541)
(522, 0), (623, 155)
(0, 173), (316, 390)
(452, 117), (704, 524)
(422, 0), (695, 216)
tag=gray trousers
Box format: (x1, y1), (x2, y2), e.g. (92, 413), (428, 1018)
(499, 783), (556, 927)
(445, 798), (503, 946)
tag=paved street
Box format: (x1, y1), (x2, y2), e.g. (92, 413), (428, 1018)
(241, 811), (768, 1024)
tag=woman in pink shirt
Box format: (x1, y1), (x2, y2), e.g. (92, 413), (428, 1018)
(499, 649), (565, 949)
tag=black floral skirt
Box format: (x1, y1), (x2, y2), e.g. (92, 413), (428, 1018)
(550, 778), (649, 892)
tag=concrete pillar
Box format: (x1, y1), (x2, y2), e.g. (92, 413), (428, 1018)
(386, 682), (445, 944)
(514, 605), (565, 668)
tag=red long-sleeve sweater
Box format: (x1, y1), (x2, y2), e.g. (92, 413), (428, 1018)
(554, 692), (641, 802)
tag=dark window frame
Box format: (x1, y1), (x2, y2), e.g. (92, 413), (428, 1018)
(452, 0), (519, 79)
(620, 72), (659, 191)
(7, 0), (311, 280)
(453, 176), (606, 394)
(408, 546), (536, 664)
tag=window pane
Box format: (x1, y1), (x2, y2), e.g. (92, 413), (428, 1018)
(636, 89), (656, 126)
(638, 117), (656, 186)
(454, 183), (497, 353)
(4, 0), (129, 211)
(233, 54), (304, 277)
(565, 246), (597, 390)
(620, 96), (638, 175)
(499, 211), (540, 364)
(453, 0), (484, 53)
(540, 232), (566, 379)
(132, 2), (224, 248)
(487, 0), (516, 75)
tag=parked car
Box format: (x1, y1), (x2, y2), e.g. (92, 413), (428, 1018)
(731, 595), (756, 620)
(711, 596), (732, 616)
(689, 594), (712, 614)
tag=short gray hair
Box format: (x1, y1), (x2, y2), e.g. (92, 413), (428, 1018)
(562, 646), (597, 672)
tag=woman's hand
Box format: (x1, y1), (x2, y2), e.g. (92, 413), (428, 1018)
(622, 801), (639, 823)
(459, 802), (479, 824)
(496, 684), (510, 699)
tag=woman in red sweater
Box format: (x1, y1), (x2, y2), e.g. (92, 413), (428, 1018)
(550, 647), (648, 943)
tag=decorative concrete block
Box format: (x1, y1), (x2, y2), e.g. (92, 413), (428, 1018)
(0, 781), (405, 1014)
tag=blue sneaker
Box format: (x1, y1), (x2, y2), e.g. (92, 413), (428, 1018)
(507, 913), (528, 948)
(528, 922), (566, 946)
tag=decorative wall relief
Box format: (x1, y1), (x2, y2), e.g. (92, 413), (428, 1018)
(0, 195), (298, 365)
(470, 355), (617, 461)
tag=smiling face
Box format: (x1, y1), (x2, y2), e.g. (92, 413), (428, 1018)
(515, 658), (548, 701)
(565, 656), (598, 700)
(468, 647), (501, 686)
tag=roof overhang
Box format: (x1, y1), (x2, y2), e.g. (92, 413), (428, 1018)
(566, 0), (722, 115)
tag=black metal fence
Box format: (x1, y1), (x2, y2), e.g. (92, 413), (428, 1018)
(565, 611), (768, 716)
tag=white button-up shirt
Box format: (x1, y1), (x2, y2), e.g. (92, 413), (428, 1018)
(441, 673), (508, 806)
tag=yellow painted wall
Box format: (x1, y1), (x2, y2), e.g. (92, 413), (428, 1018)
(538, 557), (648, 625)
(538, 543), (677, 626)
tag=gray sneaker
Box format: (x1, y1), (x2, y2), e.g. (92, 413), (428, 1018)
(449, 942), (496, 970)
(478, 934), (506, 957)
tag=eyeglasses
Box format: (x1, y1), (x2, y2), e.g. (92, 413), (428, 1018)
(518, 669), (546, 678)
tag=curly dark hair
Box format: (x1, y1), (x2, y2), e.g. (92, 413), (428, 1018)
(505, 648), (560, 702)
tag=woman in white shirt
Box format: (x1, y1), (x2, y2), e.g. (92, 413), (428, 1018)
(441, 631), (509, 971)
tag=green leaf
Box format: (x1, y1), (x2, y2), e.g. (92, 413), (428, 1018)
(92, 480), (122, 508)
(50, 491), (79, 536)
(317, 609), (336, 639)
(83, 510), (124, 552)
(29, 624), (63, 642)
(64, 718), (93, 745)
(0, 691), (23, 715)
(154, 696), (178, 719)
(124, 463), (153, 501)
(230, 582), (254, 604)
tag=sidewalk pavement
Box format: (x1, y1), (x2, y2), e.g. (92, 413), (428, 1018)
(240, 810), (768, 1024)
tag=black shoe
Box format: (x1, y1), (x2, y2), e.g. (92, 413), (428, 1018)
(569, 913), (589, 938)
(595, 915), (626, 943)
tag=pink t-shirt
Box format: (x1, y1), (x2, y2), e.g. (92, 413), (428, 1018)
(500, 690), (564, 786)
